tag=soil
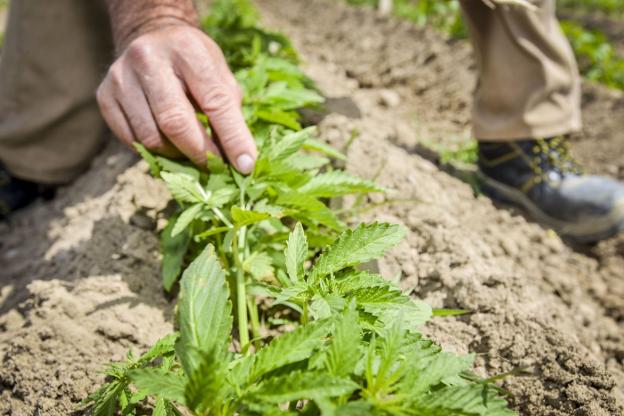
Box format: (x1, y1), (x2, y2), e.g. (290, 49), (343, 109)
(1, 1), (623, 415)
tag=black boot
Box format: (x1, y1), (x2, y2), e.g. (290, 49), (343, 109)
(478, 137), (624, 243)
(0, 164), (55, 219)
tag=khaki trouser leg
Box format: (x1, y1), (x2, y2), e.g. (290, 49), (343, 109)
(0, 0), (113, 184)
(460, 0), (582, 141)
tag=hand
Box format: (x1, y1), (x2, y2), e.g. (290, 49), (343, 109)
(96, 24), (257, 173)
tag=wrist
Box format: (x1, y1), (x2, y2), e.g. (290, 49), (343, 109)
(117, 16), (199, 52)
(106, 1), (201, 53)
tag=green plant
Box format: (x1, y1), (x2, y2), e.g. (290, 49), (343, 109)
(137, 126), (385, 345)
(85, 226), (513, 416)
(560, 0), (624, 15)
(346, 0), (465, 37)
(422, 139), (478, 167)
(561, 21), (624, 90)
(83, 1), (515, 414)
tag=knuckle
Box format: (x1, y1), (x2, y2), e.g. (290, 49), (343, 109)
(141, 135), (162, 150)
(199, 84), (234, 113)
(157, 110), (190, 137)
(129, 117), (154, 141)
(107, 64), (124, 90)
(126, 40), (154, 67)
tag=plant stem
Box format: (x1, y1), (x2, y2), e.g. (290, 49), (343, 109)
(247, 296), (261, 348)
(212, 207), (233, 228)
(232, 228), (249, 349)
(301, 302), (309, 325)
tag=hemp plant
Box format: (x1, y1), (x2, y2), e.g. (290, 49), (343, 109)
(85, 223), (513, 416)
(136, 126), (384, 346)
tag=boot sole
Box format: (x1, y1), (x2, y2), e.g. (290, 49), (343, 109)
(477, 171), (624, 244)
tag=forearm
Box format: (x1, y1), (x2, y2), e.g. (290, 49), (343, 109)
(105, 0), (200, 52)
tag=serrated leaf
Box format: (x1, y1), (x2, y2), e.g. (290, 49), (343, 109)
(152, 397), (174, 416)
(137, 333), (179, 366)
(309, 223), (406, 281)
(310, 294), (332, 320)
(334, 401), (374, 416)
(128, 368), (186, 404)
(325, 304), (361, 377)
(156, 157), (200, 180)
(284, 154), (330, 170)
(303, 137), (347, 161)
(263, 82), (324, 110)
(400, 352), (474, 397)
(267, 127), (312, 162)
(310, 293), (345, 320)
(160, 172), (207, 204)
(134, 142), (160, 177)
(257, 109), (301, 130)
(228, 354), (255, 389)
(205, 173), (233, 191)
(275, 191), (326, 211)
(273, 282), (308, 306)
(87, 380), (124, 416)
(171, 204), (202, 237)
(285, 223), (307, 283)
(208, 187), (238, 208)
(184, 348), (228, 414)
(354, 286), (432, 328)
(334, 271), (389, 294)
(249, 319), (332, 382)
(161, 215), (191, 292)
(276, 191), (344, 230)
(298, 171), (385, 197)
(412, 384), (515, 416)
(250, 371), (358, 403)
(176, 245), (233, 375)
(243, 251), (274, 280)
(231, 206), (271, 227)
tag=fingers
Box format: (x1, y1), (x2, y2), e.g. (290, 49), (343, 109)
(137, 66), (221, 165)
(180, 48), (257, 174)
(116, 70), (182, 158)
(97, 65), (183, 158)
(97, 27), (254, 172)
(96, 82), (134, 148)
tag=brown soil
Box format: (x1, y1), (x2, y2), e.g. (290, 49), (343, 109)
(1, 1), (623, 415)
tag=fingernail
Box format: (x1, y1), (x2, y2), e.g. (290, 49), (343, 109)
(236, 154), (255, 174)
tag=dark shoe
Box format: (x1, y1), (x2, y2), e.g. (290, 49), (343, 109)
(478, 137), (624, 243)
(0, 165), (55, 219)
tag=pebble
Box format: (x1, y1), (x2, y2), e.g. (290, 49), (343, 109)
(378, 89), (401, 107)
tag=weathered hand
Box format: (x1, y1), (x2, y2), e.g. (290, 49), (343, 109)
(97, 24), (257, 173)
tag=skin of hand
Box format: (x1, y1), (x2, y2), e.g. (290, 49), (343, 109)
(97, 20), (257, 174)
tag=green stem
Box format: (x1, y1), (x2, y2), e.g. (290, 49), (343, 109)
(301, 302), (309, 325)
(212, 207), (233, 228)
(232, 228), (249, 349)
(247, 296), (261, 348)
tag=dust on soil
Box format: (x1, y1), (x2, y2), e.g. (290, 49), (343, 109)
(0, 0), (623, 415)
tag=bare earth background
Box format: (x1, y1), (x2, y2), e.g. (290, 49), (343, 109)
(1, 1), (623, 415)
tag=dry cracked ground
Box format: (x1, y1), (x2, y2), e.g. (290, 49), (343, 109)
(1, 0), (623, 415)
